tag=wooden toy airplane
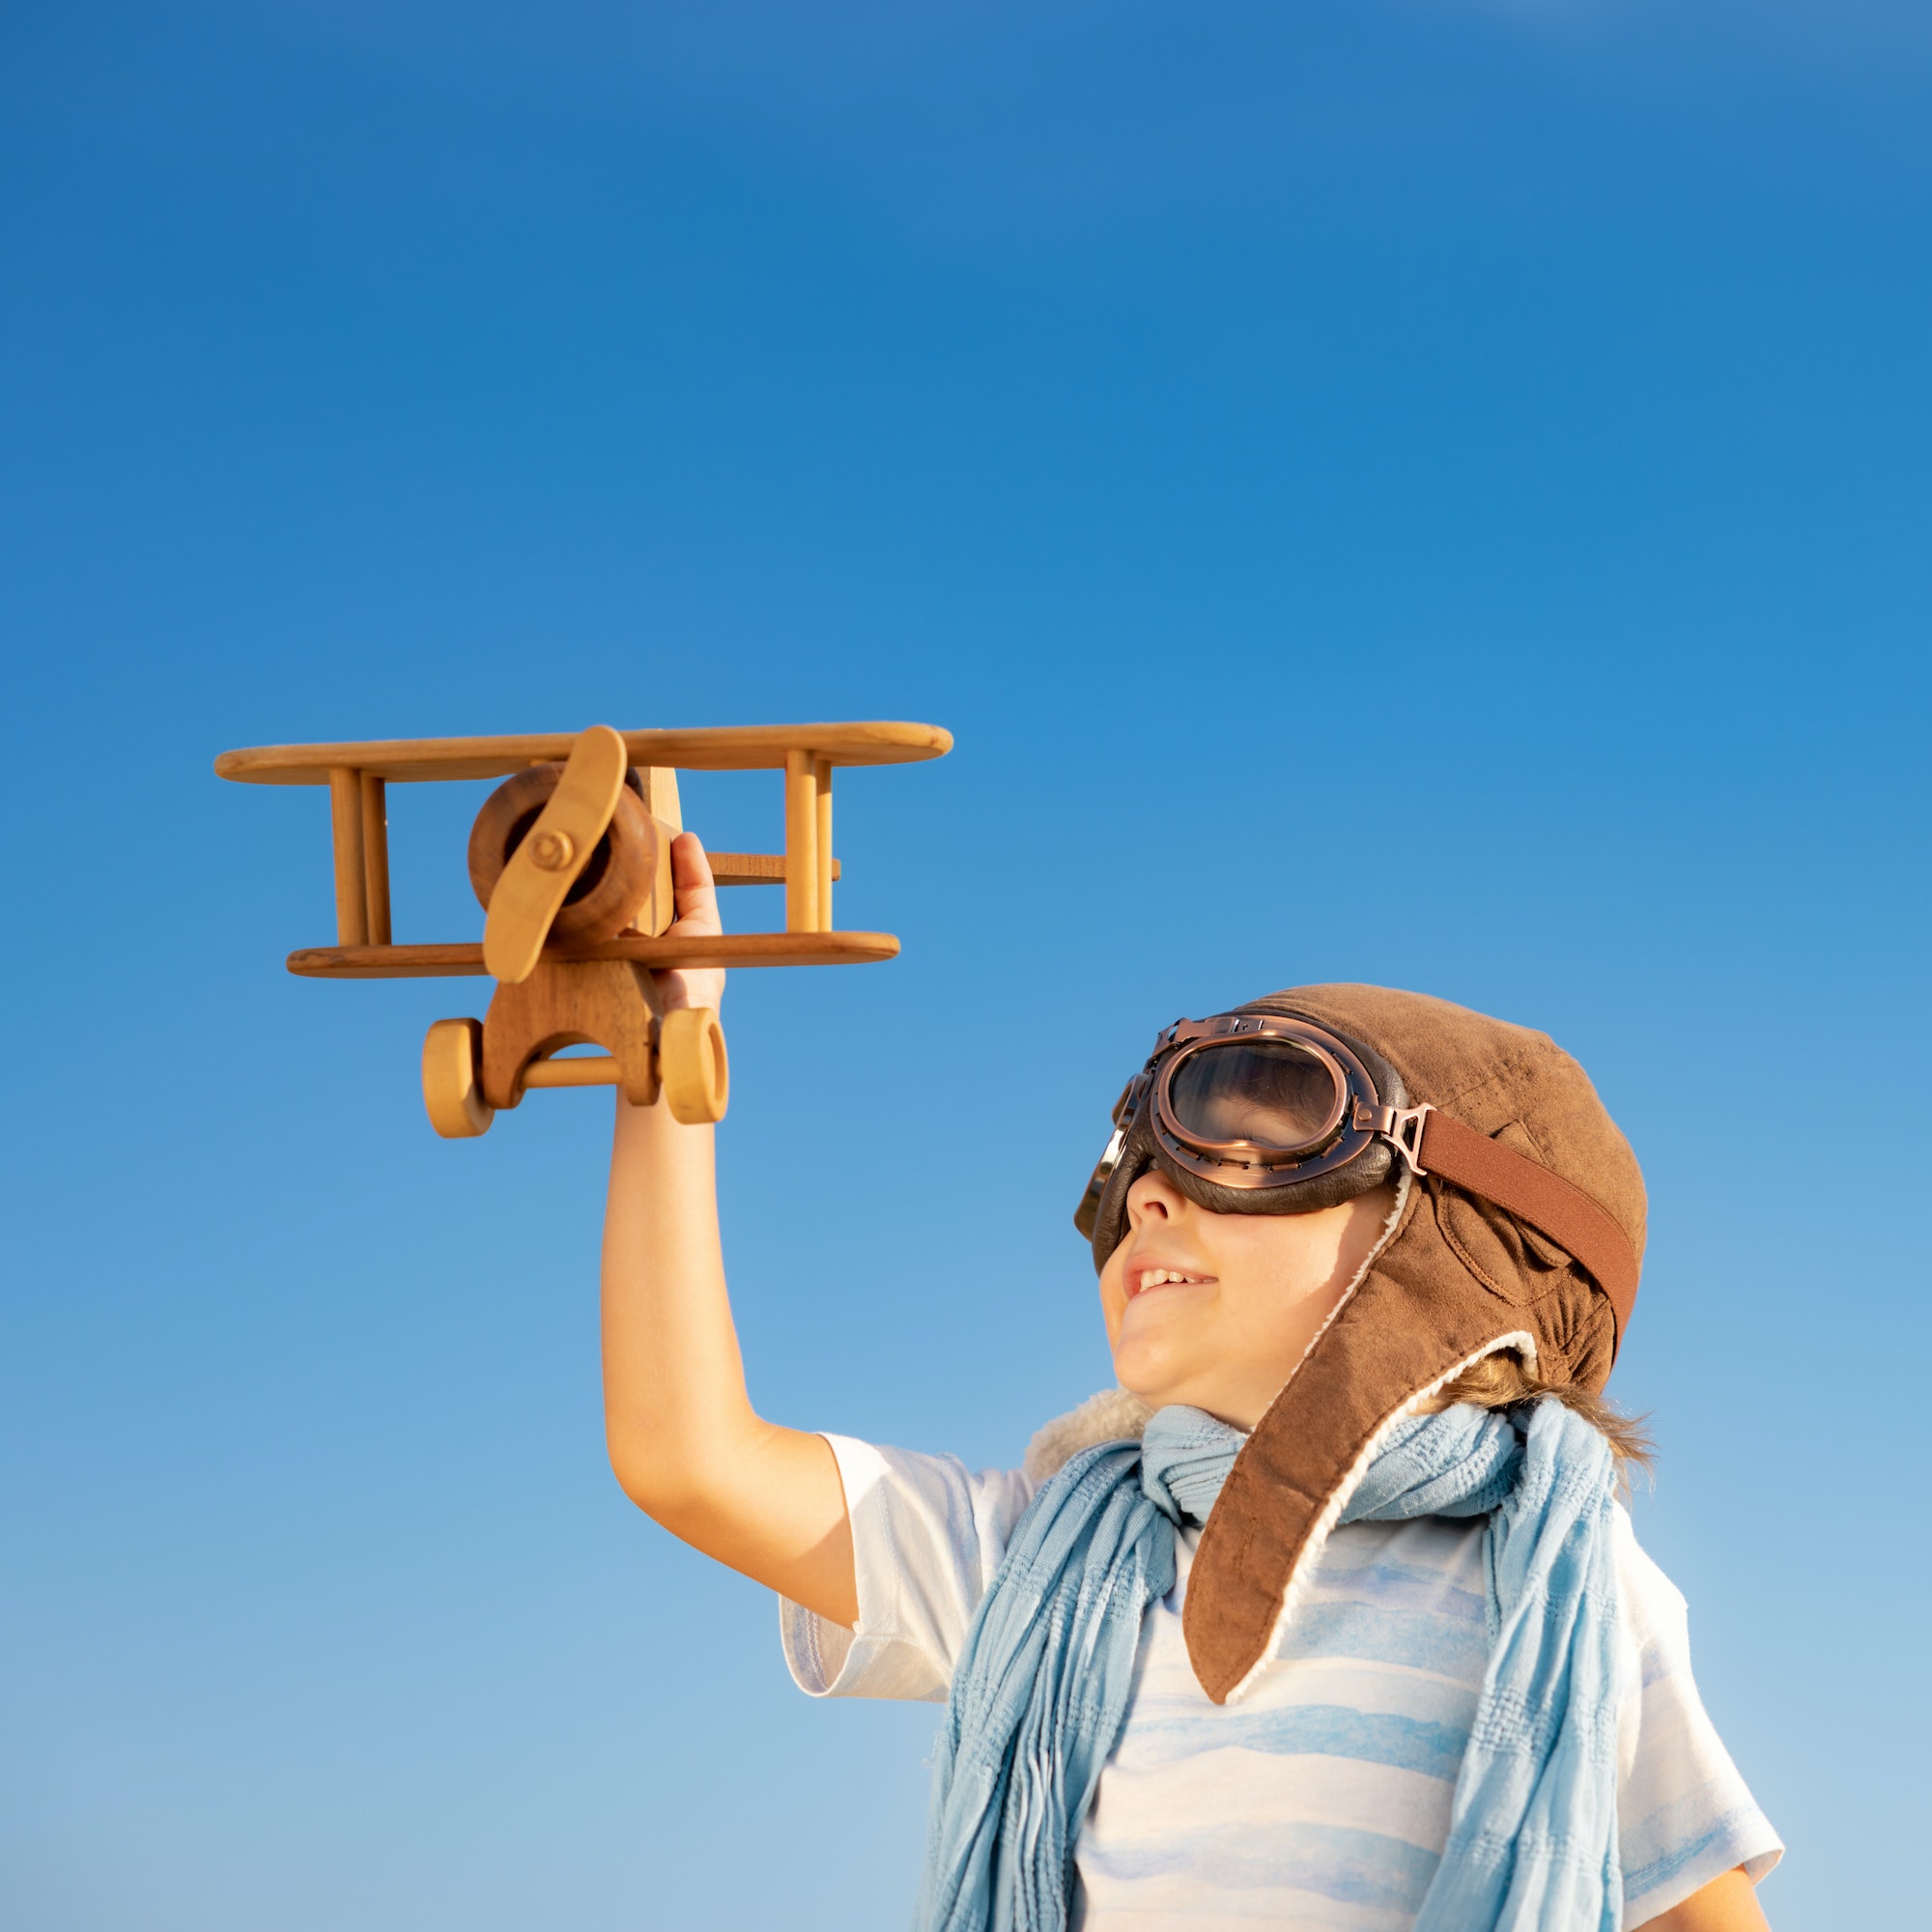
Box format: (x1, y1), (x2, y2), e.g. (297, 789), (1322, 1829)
(215, 721), (951, 1137)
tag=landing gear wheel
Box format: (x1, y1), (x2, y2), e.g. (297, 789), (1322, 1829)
(659, 1007), (729, 1124)
(423, 1017), (495, 1138)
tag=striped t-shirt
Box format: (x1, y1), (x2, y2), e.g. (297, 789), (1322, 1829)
(781, 1435), (1781, 1931)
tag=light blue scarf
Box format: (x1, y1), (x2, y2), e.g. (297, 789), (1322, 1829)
(916, 1398), (1623, 1932)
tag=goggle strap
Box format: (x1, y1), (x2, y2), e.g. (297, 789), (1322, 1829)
(1403, 1108), (1640, 1349)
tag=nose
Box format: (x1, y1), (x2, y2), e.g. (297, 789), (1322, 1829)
(1126, 1168), (1186, 1228)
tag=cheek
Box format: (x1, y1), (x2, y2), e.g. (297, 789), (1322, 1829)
(1097, 1262), (1128, 1346)
(1223, 1226), (1293, 1288)
(1212, 1221), (1333, 1316)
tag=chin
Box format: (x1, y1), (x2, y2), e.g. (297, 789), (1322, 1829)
(1109, 1339), (1187, 1412)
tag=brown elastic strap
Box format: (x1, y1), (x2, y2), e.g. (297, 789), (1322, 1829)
(1415, 1111), (1639, 1347)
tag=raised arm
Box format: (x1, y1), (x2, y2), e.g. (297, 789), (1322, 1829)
(600, 833), (858, 1626)
(1634, 1868), (1772, 1931)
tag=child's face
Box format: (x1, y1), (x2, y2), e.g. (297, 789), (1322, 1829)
(1098, 1170), (1397, 1430)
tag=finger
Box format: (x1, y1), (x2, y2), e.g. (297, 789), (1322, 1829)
(667, 831), (722, 934)
(669, 830), (716, 893)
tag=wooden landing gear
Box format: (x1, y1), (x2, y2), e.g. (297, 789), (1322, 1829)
(420, 977), (729, 1139)
(423, 1017), (493, 1138)
(659, 1007), (729, 1122)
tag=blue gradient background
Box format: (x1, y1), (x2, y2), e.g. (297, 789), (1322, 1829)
(2, 5), (1926, 1926)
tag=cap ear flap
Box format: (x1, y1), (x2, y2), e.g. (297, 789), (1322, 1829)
(1547, 1282), (1619, 1394)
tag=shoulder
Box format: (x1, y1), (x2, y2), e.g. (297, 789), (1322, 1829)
(1609, 1501), (1674, 1589)
(781, 1434), (1040, 1705)
(1610, 1501), (1690, 1651)
(823, 1433), (1038, 1554)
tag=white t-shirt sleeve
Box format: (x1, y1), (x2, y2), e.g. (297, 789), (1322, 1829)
(780, 1435), (1038, 1704)
(1613, 1510), (1783, 1927)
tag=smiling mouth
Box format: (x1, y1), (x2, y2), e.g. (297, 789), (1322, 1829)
(1127, 1266), (1214, 1300)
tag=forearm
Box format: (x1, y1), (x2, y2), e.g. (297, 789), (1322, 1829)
(600, 1081), (856, 1622)
(600, 1095), (750, 1494)
(597, 830), (855, 1621)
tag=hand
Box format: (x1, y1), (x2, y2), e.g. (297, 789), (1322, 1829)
(649, 831), (726, 1015)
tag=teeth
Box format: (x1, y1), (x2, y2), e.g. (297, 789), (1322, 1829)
(1139, 1268), (1201, 1291)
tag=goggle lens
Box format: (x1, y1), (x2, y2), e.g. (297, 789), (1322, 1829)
(1078, 1013), (1383, 1248)
(1164, 1037), (1346, 1155)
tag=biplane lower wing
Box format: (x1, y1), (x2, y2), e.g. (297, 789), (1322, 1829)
(288, 931), (900, 980)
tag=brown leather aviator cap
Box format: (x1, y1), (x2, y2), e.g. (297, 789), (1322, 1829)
(1161, 984), (1648, 1705)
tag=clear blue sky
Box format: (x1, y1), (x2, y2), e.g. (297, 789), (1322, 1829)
(3, 4), (1927, 1927)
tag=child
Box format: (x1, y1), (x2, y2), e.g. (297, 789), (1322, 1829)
(601, 839), (1781, 1932)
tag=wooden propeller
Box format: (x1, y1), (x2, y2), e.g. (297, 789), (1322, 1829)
(481, 724), (630, 984)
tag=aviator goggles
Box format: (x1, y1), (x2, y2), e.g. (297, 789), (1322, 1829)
(1073, 1008), (1643, 1348)
(1073, 1011), (1427, 1240)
